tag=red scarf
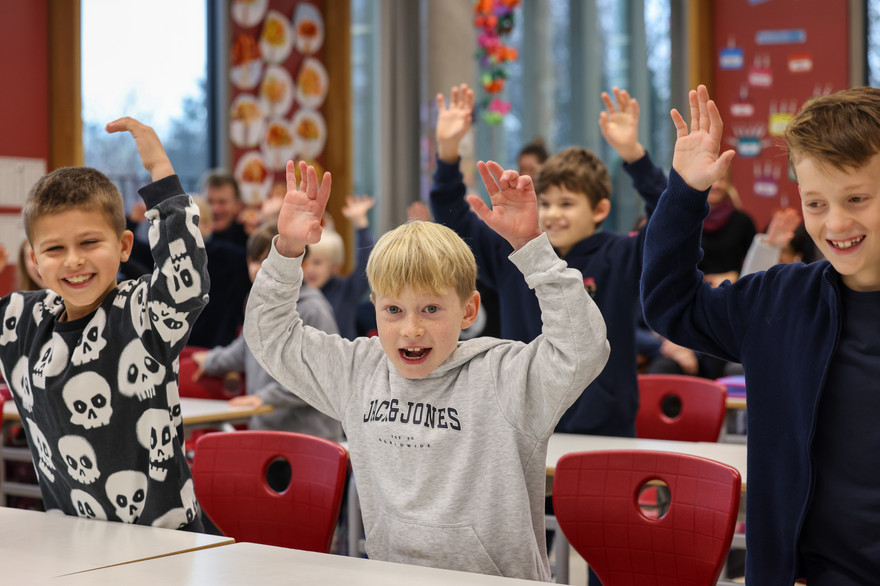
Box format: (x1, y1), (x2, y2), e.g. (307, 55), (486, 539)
(703, 198), (735, 233)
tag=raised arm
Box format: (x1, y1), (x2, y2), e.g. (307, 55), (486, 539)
(599, 87), (645, 164)
(436, 83), (475, 163)
(468, 161), (542, 251)
(671, 85), (736, 192)
(276, 160), (332, 258)
(106, 117), (174, 181)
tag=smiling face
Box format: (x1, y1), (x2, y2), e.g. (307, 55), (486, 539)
(374, 286), (479, 379)
(798, 153), (880, 291)
(30, 208), (133, 321)
(538, 185), (610, 257)
(206, 183), (242, 233)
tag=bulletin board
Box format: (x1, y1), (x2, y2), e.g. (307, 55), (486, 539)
(712, 0), (851, 229)
(227, 0), (329, 205)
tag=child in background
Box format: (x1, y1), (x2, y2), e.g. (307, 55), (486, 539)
(191, 223), (342, 442)
(302, 194), (375, 340)
(3, 117), (208, 529)
(642, 85), (880, 584)
(517, 138), (549, 181)
(431, 84), (667, 437)
(245, 160), (609, 580)
(17, 240), (43, 291)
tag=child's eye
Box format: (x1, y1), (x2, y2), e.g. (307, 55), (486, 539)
(425, 305), (439, 314)
(850, 196), (866, 204)
(386, 306), (401, 314)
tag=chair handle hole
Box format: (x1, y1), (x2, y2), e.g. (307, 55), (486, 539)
(266, 457), (292, 493)
(637, 479), (671, 520)
(660, 393), (683, 419)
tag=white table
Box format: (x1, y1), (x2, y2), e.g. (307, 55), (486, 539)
(54, 541), (541, 585)
(0, 398), (274, 505)
(0, 506), (233, 582)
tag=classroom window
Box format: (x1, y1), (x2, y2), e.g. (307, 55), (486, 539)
(351, 0), (380, 216)
(81, 0), (212, 210)
(475, 0), (674, 234)
(868, 0), (880, 86)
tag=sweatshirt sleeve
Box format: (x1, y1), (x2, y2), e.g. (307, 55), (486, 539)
(244, 238), (380, 420)
(203, 335), (247, 375)
(490, 234), (610, 438)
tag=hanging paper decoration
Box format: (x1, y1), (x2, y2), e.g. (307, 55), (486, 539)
(473, 0), (520, 125)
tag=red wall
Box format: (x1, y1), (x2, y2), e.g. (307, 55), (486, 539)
(712, 0), (850, 230)
(0, 0), (50, 159)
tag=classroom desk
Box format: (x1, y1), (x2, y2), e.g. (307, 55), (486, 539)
(0, 398), (274, 506)
(55, 541), (541, 586)
(0, 505), (233, 583)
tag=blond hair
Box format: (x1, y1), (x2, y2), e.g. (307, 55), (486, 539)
(366, 221), (476, 303)
(308, 229), (345, 266)
(785, 86), (880, 172)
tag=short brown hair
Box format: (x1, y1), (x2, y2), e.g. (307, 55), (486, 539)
(23, 167), (125, 242)
(785, 86), (880, 172)
(367, 221), (476, 303)
(201, 169), (241, 201)
(534, 147), (612, 210)
(246, 222), (278, 262)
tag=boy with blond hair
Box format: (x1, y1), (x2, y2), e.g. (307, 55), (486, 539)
(642, 85), (880, 583)
(245, 160), (609, 580)
(4, 118), (208, 529)
(431, 84), (667, 437)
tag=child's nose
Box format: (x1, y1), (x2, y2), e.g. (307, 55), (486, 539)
(64, 250), (85, 268)
(401, 315), (425, 337)
(826, 206), (853, 233)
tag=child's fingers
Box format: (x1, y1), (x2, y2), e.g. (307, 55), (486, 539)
(435, 92), (446, 113)
(298, 160), (309, 193)
(477, 161), (500, 195)
(105, 116), (143, 134)
(485, 161), (509, 189)
(601, 92), (615, 113)
(286, 160), (297, 193)
(629, 97), (640, 119)
(698, 86), (711, 136)
(464, 86), (474, 110)
(450, 85), (460, 108)
(707, 98), (724, 142)
(317, 171), (332, 204)
(687, 89), (700, 132)
(466, 194), (492, 221)
(670, 108), (688, 138)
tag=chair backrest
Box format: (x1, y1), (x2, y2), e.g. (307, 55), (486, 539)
(178, 346), (245, 400)
(191, 430), (348, 552)
(636, 374), (727, 442)
(553, 450), (741, 586)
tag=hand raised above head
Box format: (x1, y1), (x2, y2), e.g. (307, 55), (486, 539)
(599, 86), (645, 163)
(467, 161), (542, 251)
(670, 85), (735, 192)
(106, 117), (174, 181)
(276, 160), (332, 258)
(435, 83), (475, 162)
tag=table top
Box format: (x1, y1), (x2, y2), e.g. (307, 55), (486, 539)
(54, 542), (541, 585)
(546, 433), (748, 489)
(3, 396), (272, 424)
(0, 506), (233, 582)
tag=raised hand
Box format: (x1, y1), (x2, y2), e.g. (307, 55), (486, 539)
(341, 194), (375, 229)
(670, 85), (736, 192)
(765, 208), (801, 249)
(406, 201), (432, 223)
(436, 83), (475, 162)
(467, 161), (542, 251)
(276, 160), (332, 258)
(599, 87), (645, 163)
(105, 117), (174, 181)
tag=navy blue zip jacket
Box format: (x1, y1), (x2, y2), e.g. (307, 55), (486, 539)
(642, 170), (841, 584)
(431, 154), (666, 436)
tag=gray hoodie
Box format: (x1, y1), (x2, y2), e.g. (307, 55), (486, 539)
(244, 233), (609, 581)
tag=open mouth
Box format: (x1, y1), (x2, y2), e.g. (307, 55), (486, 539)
(828, 236), (865, 250)
(63, 274), (95, 287)
(400, 347), (430, 362)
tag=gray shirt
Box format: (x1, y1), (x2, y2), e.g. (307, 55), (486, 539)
(244, 233), (609, 581)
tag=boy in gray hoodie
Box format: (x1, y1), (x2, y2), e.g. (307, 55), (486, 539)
(244, 160), (609, 581)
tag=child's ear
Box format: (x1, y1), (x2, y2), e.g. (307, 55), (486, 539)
(460, 290), (481, 329)
(119, 230), (135, 262)
(592, 198), (611, 225)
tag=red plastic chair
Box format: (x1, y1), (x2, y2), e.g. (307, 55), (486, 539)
(553, 450), (741, 586)
(636, 374), (727, 442)
(178, 346), (246, 400)
(191, 430), (348, 552)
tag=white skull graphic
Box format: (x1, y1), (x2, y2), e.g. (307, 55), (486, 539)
(10, 356), (34, 413)
(166, 379), (182, 430)
(162, 238), (201, 303)
(151, 478), (200, 529)
(62, 372), (113, 429)
(137, 408), (175, 481)
(33, 291), (64, 325)
(58, 435), (101, 485)
(0, 292), (23, 345)
(32, 332), (69, 390)
(148, 301), (188, 346)
(70, 489), (107, 520)
(129, 282), (149, 337)
(118, 339), (165, 400)
(25, 418), (56, 483)
(146, 207), (161, 250)
(71, 308), (108, 366)
(105, 470), (148, 523)
(184, 196), (205, 248)
(113, 280), (135, 309)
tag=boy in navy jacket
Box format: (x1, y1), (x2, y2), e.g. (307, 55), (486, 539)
(642, 85), (880, 584)
(431, 85), (666, 436)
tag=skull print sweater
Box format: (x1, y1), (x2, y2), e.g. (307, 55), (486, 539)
(245, 233), (610, 581)
(1, 175), (209, 529)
